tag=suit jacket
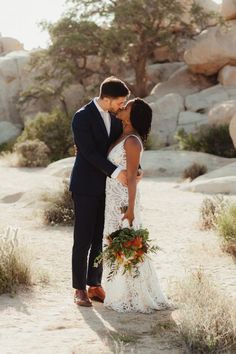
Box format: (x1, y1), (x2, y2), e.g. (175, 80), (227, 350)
(69, 100), (123, 196)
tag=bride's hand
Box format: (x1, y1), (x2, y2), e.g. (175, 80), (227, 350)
(122, 209), (134, 226)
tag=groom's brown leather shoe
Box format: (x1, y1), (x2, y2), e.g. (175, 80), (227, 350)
(88, 286), (105, 303)
(74, 289), (92, 307)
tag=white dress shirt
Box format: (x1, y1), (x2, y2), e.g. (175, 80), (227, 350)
(93, 98), (122, 179)
(93, 97), (111, 135)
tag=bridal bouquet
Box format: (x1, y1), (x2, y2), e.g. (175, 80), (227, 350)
(94, 227), (159, 281)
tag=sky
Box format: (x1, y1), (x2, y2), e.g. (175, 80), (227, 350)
(0, 0), (223, 50)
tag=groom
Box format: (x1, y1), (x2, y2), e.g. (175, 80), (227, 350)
(70, 77), (130, 307)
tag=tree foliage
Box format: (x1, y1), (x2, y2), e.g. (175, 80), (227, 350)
(23, 0), (219, 103)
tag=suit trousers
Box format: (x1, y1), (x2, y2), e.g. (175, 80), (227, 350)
(72, 193), (105, 290)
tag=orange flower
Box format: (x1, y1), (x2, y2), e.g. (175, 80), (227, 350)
(136, 249), (144, 257)
(116, 251), (124, 263)
(131, 237), (143, 249)
(123, 240), (132, 248)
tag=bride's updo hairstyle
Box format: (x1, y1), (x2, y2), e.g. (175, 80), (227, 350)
(130, 98), (152, 143)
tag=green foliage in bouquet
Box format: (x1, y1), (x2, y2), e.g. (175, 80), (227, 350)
(94, 227), (159, 281)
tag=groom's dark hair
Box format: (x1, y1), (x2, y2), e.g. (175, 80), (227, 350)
(100, 76), (130, 99)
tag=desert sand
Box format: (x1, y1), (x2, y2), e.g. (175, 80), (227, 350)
(0, 157), (236, 354)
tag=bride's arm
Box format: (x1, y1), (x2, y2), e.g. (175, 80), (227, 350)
(122, 136), (141, 226)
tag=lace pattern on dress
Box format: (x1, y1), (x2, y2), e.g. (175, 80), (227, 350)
(103, 135), (169, 313)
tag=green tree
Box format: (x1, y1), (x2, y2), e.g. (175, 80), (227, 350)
(22, 0), (218, 103)
(66, 0), (217, 96)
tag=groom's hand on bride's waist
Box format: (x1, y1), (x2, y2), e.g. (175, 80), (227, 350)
(117, 170), (128, 186)
(116, 169), (143, 186)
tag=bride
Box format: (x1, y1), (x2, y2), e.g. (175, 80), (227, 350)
(103, 98), (169, 313)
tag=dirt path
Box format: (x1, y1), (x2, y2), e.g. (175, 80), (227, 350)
(0, 161), (235, 354)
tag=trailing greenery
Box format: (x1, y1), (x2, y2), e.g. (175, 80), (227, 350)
(176, 125), (236, 158)
(17, 109), (73, 162)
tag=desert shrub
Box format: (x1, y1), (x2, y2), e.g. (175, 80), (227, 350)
(17, 109), (73, 161)
(14, 139), (50, 167)
(174, 270), (236, 353)
(183, 162), (207, 181)
(0, 228), (33, 294)
(216, 204), (236, 257)
(175, 125), (236, 158)
(199, 195), (229, 230)
(43, 180), (74, 226)
(144, 135), (154, 150)
(0, 139), (17, 155)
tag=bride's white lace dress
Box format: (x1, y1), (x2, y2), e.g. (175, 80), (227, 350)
(103, 134), (169, 313)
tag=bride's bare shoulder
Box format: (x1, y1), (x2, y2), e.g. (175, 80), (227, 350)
(124, 135), (142, 151)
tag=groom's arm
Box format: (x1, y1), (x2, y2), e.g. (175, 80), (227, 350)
(72, 111), (118, 177)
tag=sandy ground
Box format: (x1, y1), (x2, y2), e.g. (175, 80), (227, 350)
(0, 158), (236, 354)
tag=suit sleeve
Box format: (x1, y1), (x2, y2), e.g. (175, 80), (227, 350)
(72, 111), (117, 177)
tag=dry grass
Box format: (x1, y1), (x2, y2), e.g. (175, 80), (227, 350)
(173, 270), (236, 353)
(0, 228), (33, 294)
(0, 227), (49, 294)
(43, 180), (74, 226)
(216, 204), (236, 258)
(182, 162), (207, 181)
(199, 195), (229, 230)
(14, 139), (50, 167)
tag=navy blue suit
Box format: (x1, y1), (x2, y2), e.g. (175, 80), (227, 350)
(70, 100), (122, 289)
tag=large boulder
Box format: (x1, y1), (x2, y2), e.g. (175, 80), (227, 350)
(177, 111), (208, 133)
(180, 176), (236, 194)
(229, 112), (236, 148)
(44, 151), (234, 179)
(180, 154), (236, 194)
(185, 85), (230, 113)
(77, 55), (102, 72)
(147, 62), (185, 85)
(208, 100), (236, 126)
(0, 36), (24, 54)
(142, 150), (233, 177)
(44, 157), (74, 178)
(184, 20), (236, 75)
(0, 51), (30, 126)
(149, 93), (184, 148)
(0, 121), (22, 144)
(218, 65), (236, 86)
(151, 66), (214, 99)
(189, 161), (236, 180)
(221, 0), (236, 20)
(152, 46), (177, 62)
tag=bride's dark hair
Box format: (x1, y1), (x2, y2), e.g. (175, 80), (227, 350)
(130, 98), (152, 143)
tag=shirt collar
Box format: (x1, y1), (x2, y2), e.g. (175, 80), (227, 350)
(93, 97), (108, 113)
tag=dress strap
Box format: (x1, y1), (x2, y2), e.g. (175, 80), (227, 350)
(123, 134), (143, 152)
